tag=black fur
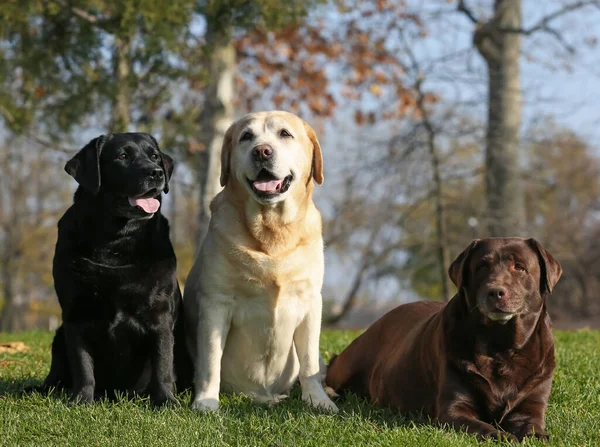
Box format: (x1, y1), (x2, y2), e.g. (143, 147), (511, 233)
(37, 132), (191, 406)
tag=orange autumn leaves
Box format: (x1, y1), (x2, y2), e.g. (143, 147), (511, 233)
(234, 1), (438, 124)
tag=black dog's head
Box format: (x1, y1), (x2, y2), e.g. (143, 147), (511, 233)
(448, 238), (562, 325)
(65, 133), (174, 218)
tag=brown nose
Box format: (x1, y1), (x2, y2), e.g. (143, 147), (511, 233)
(253, 144), (273, 161)
(487, 287), (510, 302)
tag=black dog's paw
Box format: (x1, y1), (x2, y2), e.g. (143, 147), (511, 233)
(69, 387), (95, 405)
(150, 386), (178, 407)
(21, 384), (46, 395)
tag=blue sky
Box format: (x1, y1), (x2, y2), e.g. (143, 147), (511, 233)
(410, 0), (600, 142)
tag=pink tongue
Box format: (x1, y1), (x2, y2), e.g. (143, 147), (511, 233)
(253, 179), (282, 193)
(128, 197), (160, 213)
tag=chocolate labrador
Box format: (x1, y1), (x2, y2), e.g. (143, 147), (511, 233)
(36, 133), (191, 406)
(326, 238), (562, 442)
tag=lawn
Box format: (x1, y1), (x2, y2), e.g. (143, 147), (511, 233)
(1, 329), (599, 446)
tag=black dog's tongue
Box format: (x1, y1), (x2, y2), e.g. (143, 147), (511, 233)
(128, 197), (160, 213)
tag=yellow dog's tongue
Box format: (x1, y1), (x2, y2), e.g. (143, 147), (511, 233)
(128, 197), (160, 213)
(253, 179), (282, 193)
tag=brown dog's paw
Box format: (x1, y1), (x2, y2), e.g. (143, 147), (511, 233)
(324, 386), (339, 399)
(519, 431), (549, 443)
(479, 430), (519, 443)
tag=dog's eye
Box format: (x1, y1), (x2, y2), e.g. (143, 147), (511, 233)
(240, 131), (253, 142)
(476, 263), (489, 273)
(151, 153), (159, 161)
(280, 129), (293, 138)
(118, 153), (128, 161)
(514, 263), (526, 272)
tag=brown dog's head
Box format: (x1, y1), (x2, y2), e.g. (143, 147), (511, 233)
(448, 238), (562, 324)
(219, 111), (324, 205)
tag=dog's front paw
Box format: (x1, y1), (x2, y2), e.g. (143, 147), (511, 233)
(302, 392), (339, 413)
(190, 396), (219, 412)
(481, 430), (519, 443)
(515, 426), (549, 443)
(69, 387), (94, 405)
(150, 387), (178, 407)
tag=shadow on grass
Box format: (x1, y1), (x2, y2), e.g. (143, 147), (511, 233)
(0, 377), (46, 397)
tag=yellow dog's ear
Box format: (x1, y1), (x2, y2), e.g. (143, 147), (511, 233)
(220, 124), (235, 187)
(303, 121), (324, 185)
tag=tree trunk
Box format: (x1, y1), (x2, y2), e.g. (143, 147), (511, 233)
(196, 27), (236, 250)
(111, 35), (132, 132)
(475, 0), (525, 236)
(0, 247), (18, 332)
(415, 83), (452, 302)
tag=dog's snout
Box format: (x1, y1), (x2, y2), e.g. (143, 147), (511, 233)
(487, 287), (509, 302)
(253, 144), (274, 161)
(152, 168), (164, 180)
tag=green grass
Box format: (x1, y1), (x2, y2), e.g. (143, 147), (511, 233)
(1, 330), (599, 446)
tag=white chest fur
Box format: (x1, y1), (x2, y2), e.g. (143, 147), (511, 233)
(219, 244), (319, 398)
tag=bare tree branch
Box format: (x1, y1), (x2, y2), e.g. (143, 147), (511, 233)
(0, 105), (76, 155)
(458, 0), (597, 54)
(542, 25), (577, 54)
(457, 0), (480, 24)
(506, 0), (600, 35)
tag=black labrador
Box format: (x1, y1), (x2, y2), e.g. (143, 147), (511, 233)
(37, 132), (191, 406)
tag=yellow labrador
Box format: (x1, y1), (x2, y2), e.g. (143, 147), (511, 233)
(183, 111), (337, 412)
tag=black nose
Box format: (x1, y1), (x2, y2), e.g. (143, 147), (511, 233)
(487, 287), (509, 301)
(152, 168), (164, 180)
(253, 144), (274, 161)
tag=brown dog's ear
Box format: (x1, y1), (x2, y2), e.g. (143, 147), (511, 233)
(303, 121), (324, 185)
(64, 135), (108, 195)
(220, 124), (235, 187)
(527, 238), (563, 294)
(149, 135), (174, 194)
(448, 240), (480, 290)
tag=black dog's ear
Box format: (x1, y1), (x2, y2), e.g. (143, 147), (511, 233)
(149, 135), (174, 194)
(64, 135), (107, 195)
(448, 239), (480, 290)
(527, 238), (563, 294)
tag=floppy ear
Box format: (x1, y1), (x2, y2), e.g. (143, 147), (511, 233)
(303, 121), (324, 185)
(527, 238), (563, 294)
(64, 135), (107, 195)
(448, 239), (480, 290)
(220, 124), (235, 187)
(149, 135), (174, 194)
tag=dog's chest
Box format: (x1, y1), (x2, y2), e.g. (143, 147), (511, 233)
(229, 243), (320, 306)
(219, 245), (319, 392)
(470, 353), (542, 416)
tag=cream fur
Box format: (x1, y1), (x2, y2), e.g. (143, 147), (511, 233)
(183, 111), (337, 412)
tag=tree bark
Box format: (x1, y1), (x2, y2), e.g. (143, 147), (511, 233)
(111, 34), (132, 132)
(414, 80), (452, 302)
(475, 0), (525, 236)
(0, 235), (18, 332)
(196, 26), (236, 250)
(424, 122), (452, 302)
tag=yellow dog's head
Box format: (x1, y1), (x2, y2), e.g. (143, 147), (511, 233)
(220, 111), (324, 205)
